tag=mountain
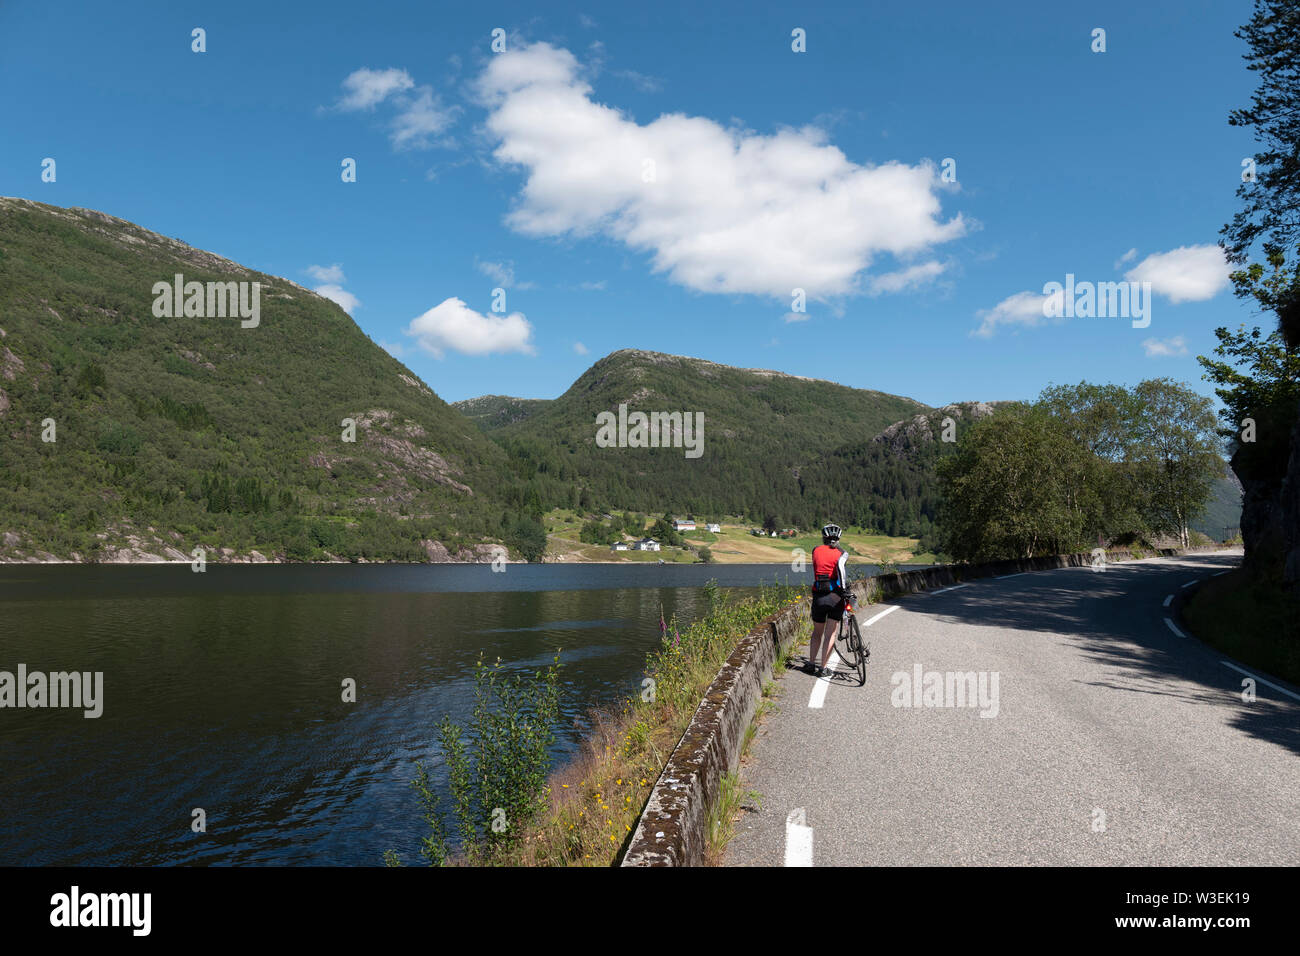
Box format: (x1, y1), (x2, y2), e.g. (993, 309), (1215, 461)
(0, 197), (521, 562)
(485, 348), (930, 523)
(452, 394), (551, 431)
(1190, 473), (1243, 541)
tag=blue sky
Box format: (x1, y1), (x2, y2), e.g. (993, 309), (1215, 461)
(0, 0), (1269, 408)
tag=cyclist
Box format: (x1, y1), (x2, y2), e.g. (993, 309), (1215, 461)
(808, 523), (850, 676)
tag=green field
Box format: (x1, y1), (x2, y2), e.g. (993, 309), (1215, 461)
(542, 510), (933, 564)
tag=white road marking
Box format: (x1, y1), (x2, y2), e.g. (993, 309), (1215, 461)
(808, 651), (843, 709)
(1220, 661), (1300, 703)
(808, 606), (896, 708)
(863, 605), (901, 627)
(1181, 579), (1200, 589)
(1211, 570), (1231, 577)
(1162, 594), (1173, 607)
(932, 583), (971, 595)
(1164, 618), (1187, 638)
(995, 572), (1029, 579)
(785, 808), (814, 867)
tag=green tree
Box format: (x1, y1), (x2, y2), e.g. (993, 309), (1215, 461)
(1127, 379), (1224, 548)
(937, 404), (1103, 561)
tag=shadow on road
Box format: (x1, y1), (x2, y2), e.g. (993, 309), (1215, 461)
(885, 554), (1300, 758)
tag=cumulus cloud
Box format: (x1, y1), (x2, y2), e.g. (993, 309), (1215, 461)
(305, 264), (360, 314)
(337, 68), (414, 110)
(475, 42), (965, 300)
(972, 289), (1064, 338)
(1124, 245), (1231, 303)
(334, 67), (455, 151)
(314, 284), (361, 314)
(1142, 335), (1188, 357)
(405, 297), (535, 358)
(869, 260), (946, 295)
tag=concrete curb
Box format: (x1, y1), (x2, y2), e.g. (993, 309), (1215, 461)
(619, 545), (1218, 867)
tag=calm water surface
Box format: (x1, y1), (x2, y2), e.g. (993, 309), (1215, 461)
(0, 562), (897, 865)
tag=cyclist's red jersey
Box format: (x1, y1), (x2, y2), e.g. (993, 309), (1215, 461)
(812, 544), (848, 593)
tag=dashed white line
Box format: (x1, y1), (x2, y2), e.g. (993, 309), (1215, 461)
(995, 572), (1029, 580)
(1181, 579), (1200, 589)
(862, 605), (901, 627)
(932, 583), (971, 595)
(1211, 570), (1232, 577)
(808, 606), (897, 708)
(785, 808), (814, 867)
(808, 651), (843, 709)
(1162, 594), (1173, 607)
(1220, 661), (1300, 703)
(1164, 617), (1187, 638)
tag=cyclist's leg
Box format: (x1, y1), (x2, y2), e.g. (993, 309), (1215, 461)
(819, 599), (845, 668)
(809, 599), (829, 670)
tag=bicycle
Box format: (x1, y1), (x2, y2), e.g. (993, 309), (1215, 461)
(834, 598), (869, 686)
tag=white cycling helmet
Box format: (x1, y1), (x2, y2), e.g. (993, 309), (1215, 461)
(821, 523), (842, 542)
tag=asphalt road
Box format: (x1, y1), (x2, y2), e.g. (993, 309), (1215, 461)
(724, 550), (1300, 866)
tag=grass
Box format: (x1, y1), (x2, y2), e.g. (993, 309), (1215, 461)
(541, 510), (926, 565)
(1182, 569), (1300, 686)
(489, 581), (806, 866)
(704, 772), (761, 865)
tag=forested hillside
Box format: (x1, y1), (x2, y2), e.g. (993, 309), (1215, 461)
(0, 197), (535, 562)
(487, 348), (929, 522)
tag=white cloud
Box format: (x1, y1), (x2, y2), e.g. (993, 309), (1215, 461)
(379, 340), (406, 358)
(337, 68), (413, 110)
(1125, 245), (1231, 303)
(475, 42), (965, 300)
(1114, 247), (1138, 270)
(334, 68), (454, 151)
(305, 264), (360, 314)
(405, 297), (535, 358)
(573, 341), (589, 355)
(869, 260), (946, 295)
(390, 85), (454, 150)
(972, 289), (1064, 338)
(579, 279), (606, 290)
(782, 311), (810, 323)
(1142, 335), (1188, 357)
(306, 263), (346, 284)
(474, 258), (535, 289)
(314, 284), (361, 314)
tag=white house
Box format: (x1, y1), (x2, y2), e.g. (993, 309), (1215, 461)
(672, 518), (696, 531)
(610, 541), (629, 551)
(706, 523), (721, 533)
(635, 538), (661, 552)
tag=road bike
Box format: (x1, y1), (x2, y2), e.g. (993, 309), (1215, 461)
(834, 598), (869, 686)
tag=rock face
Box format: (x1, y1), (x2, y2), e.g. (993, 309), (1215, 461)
(1233, 397), (1298, 583)
(1281, 403), (1300, 589)
(872, 401), (1000, 456)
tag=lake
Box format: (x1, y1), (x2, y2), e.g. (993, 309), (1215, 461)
(0, 562), (893, 865)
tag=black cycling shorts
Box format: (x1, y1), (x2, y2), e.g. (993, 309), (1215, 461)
(811, 592), (845, 623)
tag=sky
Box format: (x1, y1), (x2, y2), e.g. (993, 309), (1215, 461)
(0, 0), (1272, 407)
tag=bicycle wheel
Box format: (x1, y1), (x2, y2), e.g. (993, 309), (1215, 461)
(834, 616), (858, 669)
(850, 614), (867, 685)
